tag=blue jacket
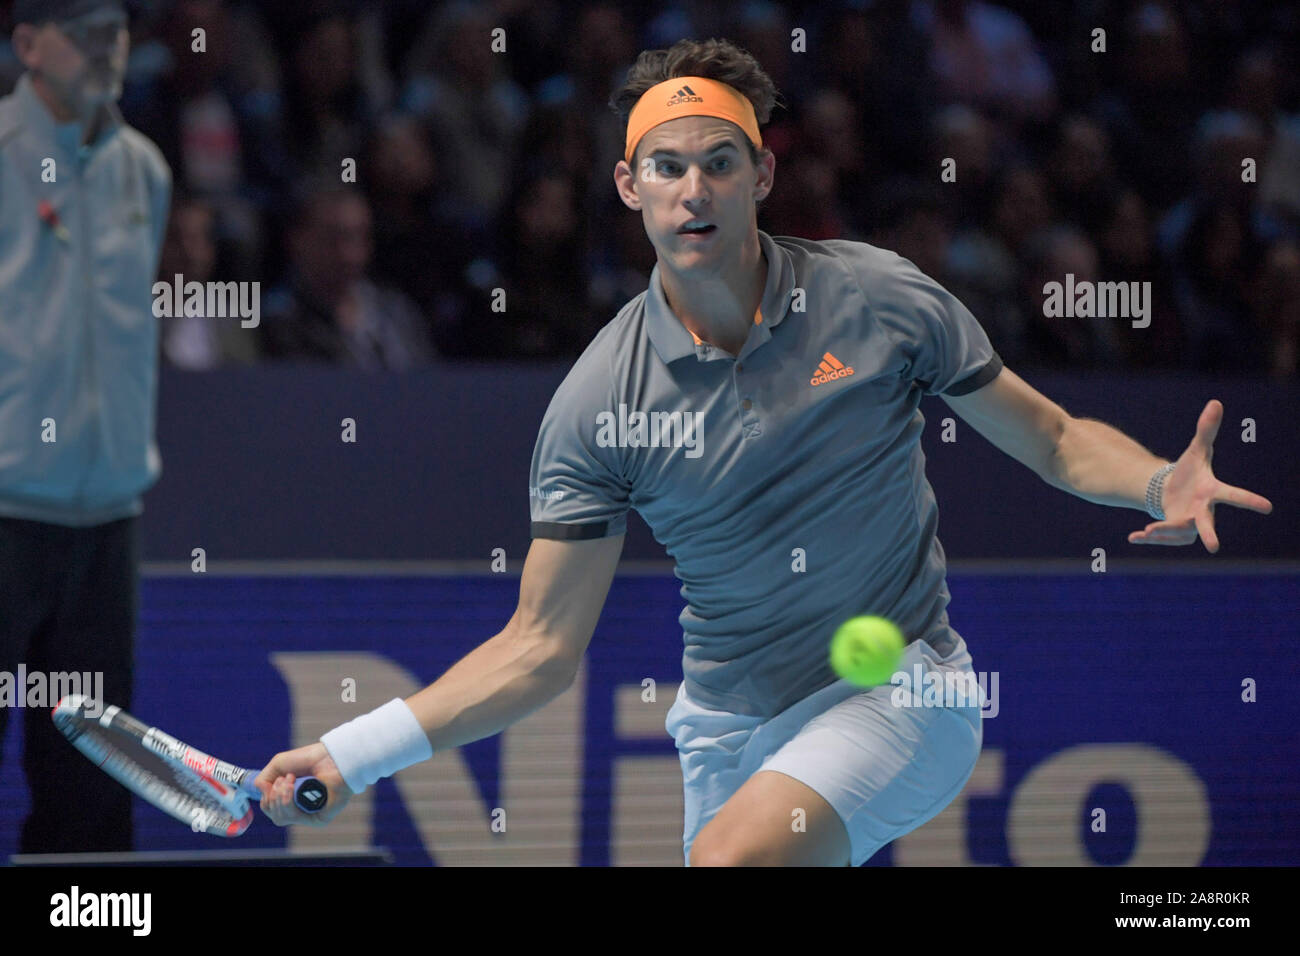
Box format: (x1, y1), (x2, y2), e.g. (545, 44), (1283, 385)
(0, 73), (171, 525)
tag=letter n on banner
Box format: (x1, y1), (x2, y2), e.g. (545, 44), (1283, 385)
(270, 653), (585, 864)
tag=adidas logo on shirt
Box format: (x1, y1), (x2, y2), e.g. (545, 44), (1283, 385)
(810, 351), (854, 386)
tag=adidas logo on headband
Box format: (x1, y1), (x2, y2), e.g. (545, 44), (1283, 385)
(666, 85), (705, 107)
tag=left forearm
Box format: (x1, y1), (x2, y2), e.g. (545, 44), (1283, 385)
(1045, 416), (1170, 511)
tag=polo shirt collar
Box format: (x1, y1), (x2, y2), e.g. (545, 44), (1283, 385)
(15, 71), (123, 157)
(645, 229), (796, 365)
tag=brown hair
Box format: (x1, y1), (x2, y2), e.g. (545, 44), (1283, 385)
(609, 38), (783, 171)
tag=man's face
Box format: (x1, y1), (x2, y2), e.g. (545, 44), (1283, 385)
(294, 193), (373, 299)
(21, 7), (130, 113)
(616, 116), (773, 274)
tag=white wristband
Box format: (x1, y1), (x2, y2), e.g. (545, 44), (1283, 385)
(319, 698), (433, 795)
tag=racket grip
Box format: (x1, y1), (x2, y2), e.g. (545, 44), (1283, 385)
(244, 774), (328, 813)
(293, 776), (328, 813)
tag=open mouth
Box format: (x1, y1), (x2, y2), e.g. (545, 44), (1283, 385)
(678, 223), (717, 237)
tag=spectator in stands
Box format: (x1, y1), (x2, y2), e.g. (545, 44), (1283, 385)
(736, 1), (806, 115)
(868, 178), (952, 284)
(259, 182), (436, 369)
(1092, 2), (1200, 215)
(1047, 115), (1119, 234)
(401, 1), (528, 234)
(819, 5), (932, 174)
(1258, 240), (1300, 379)
(926, 103), (996, 230)
(1229, 46), (1300, 242)
(1096, 187), (1183, 369)
(1170, 199), (1270, 373)
(946, 165), (1048, 365)
(911, 0), (1056, 125)
(1157, 111), (1269, 275)
(157, 194), (260, 368)
(363, 113), (476, 356)
(587, 198), (660, 320)
(529, 3), (638, 209)
(800, 88), (874, 231)
(758, 152), (845, 241)
(280, 6), (379, 184)
(123, 0), (286, 277)
(478, 163), (599, 359)
(1021, 225), (1126, 369)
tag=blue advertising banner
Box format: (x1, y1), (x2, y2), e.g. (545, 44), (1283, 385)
(2, 569), (1297, 865)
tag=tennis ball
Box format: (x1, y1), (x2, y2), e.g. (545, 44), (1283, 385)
(829, 616), (905, 686)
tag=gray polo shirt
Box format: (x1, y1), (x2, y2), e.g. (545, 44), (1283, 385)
(0, 73), (171, 526)
(529, 229), (1002, 718)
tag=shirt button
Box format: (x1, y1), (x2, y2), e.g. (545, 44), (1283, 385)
(736, 362), (744, 372)
(742, 399), (752, 410)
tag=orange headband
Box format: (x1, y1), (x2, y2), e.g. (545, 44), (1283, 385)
(624, 76), (762, 166)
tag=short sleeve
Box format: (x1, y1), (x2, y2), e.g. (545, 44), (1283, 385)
(869, 252), (1003, 396)
(528, 361), (631, 540)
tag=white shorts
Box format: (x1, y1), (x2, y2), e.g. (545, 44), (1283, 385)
(665, 633), (983, 866)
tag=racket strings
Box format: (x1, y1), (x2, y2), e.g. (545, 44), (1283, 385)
(58, 717), (254, 836)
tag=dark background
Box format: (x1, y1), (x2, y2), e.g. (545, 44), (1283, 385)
(145, 364), (1296, 560)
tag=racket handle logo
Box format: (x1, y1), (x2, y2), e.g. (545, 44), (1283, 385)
(294, 777), (328, 813)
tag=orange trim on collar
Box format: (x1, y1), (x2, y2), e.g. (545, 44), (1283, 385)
(688, 308), (763, 346)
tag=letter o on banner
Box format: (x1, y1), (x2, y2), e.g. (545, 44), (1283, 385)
(1007, 743), (1210, 865)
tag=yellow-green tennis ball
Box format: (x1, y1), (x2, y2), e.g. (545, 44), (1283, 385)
(829, 616), (905, 686)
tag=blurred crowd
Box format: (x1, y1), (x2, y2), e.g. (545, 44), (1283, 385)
(2, 0), (1298, 376)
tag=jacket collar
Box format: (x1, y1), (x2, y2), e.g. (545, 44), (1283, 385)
(14, 70), (123, 157)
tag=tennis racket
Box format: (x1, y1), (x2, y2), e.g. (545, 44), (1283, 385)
(52, 694), (327, 837)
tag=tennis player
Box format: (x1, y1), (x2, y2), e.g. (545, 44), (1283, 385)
(257, 40), (1274, 865)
